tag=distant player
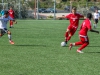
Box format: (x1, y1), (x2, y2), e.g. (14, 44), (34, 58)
(0, 8), (5, 16)
(60, 6), (84, 45)
(0, 11), (17, 44)
(93, 9), (100, 28)
(69, 13), (99, 53)
(8, 7), (15, 28)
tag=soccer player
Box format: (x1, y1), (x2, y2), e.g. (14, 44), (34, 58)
(93, 9), (100, 28)
(61, 6), (84, 45)
(69, 13), (99, 53)
(8, 7), (15, 28)
(0, 8), (5, 16)
(0, 11), (17, 44)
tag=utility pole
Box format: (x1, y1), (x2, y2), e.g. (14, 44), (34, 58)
(34, 0), (36, 19)
(54, 0), (56, 20)
(37, 0), (39, 20)
(18, 0), (21, 19)
(70, 1), (72, 13)
(2, 0), (4, 8)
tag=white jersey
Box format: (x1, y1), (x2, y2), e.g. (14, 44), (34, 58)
(93, 12), (100, 19)
(0, 16), (13, 29)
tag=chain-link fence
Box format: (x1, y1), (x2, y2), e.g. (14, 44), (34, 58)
(0, 0), (100, 19)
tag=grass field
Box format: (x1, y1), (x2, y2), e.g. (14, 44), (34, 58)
(0, 20), (100, 75)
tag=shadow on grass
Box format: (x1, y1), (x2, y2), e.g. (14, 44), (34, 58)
(87, 46), (100, 47)
(85, 52), (100, 53)
(14, 44), (47, 47)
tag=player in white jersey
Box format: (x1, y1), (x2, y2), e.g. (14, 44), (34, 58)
(0, 11), (17, 44)
(93, 9), (100, 28)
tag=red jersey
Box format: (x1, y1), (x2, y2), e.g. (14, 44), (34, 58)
(79, 19), (92, 36)
(8, 9), (15, 18)
(66, 13), (84, 27)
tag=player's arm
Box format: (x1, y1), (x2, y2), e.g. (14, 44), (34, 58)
(90, 29), (99, 34)
(9, 16), (17, 24)
(57, 15), (66, 19)
(13, 20), (17, 24)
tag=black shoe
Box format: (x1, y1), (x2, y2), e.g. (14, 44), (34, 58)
(65, 41), (67, 44)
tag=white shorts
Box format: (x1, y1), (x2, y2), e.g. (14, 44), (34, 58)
(0, 28), (8, 35)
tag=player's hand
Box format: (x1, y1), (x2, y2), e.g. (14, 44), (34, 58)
(84, 16), (87, 19)
(14, 21), (17, 24)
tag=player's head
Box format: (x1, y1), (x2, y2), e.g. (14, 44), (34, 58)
(72, 6), (77, 14)
(95, 9), (98, 13)
(87, 13), (92, 20)
(10, 7), (13, 10)
(4, 11), (9, 17)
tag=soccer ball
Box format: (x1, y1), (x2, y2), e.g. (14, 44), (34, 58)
(61, 42), (66, 47)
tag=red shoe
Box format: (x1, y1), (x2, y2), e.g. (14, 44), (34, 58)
(69, 43), (73, 50)
(9, 40), (15, 45)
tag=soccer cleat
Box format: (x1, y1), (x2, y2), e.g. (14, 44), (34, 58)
(69, 43), (73, 50)
(9, 40), (15, 45)
(77, 50), (84, 53)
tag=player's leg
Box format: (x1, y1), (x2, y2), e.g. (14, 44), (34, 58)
(7, 30), (14, 44)
(65, 25), (73, 44)
(69, 41), (83, 50)
(67, 27), (77, 42)
(77, 36), (89, 53)
(0, 29), (5, 37)
(95, 19), (98, 28)
(65, 28), (70, 44)
(69, 36), (89, 53)
(93, 19), (98, 28)
(9, 20), (13, 28)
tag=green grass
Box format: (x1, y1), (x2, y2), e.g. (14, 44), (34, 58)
(0, 20), (100, 75)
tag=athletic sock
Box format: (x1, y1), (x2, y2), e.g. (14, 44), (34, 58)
(8, 34), (11, 40)
(78, 42), (89, 51)
(75, 41), (83, 46)
(65, 32), (68, 42)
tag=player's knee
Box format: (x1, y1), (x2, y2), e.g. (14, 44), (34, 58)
(69, 34), (72, 37)
(0, 34), (3, 37)
(66, 29), (70, 32)
(7, 31), (11, 35)
(85, 41), (89, 45)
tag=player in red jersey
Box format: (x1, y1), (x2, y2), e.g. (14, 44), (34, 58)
(60, 6), (84, 45)
(69, 13), (99, 53)
(8, 7), (15, 28)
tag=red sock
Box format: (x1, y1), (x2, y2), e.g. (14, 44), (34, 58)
(10, 20), (13, 26)
(75, 41), (83, 46)
(65, 32), (68, 42)
(67, 36), (71, 41)
(78, 42), (89, 51)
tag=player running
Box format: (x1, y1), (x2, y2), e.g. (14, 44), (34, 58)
(0, 11), (17, 44)
(69, 13), (99, 53)
(61, 6), (85, 45)
(93, 9), (100, 28)
(8, 7), (15, 28)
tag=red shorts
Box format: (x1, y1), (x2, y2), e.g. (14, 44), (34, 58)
(79, 35), (89, 43)
(68, 25), (78, 36)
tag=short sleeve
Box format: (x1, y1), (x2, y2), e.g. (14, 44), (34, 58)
(87, 20), (92, 30)
(65, 14), (71, 19)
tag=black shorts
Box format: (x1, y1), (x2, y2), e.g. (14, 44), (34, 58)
(94, 19), (98, 24)
(0, 28), (8, 35)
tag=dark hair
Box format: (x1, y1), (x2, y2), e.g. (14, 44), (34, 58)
(4, 11), (9, 15)
(87, 13), (92, 19)
(72, 6), (77, 10)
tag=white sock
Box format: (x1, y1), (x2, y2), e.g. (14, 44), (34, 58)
(72, 43), (75, 46)
(8, 34), (12, 40)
